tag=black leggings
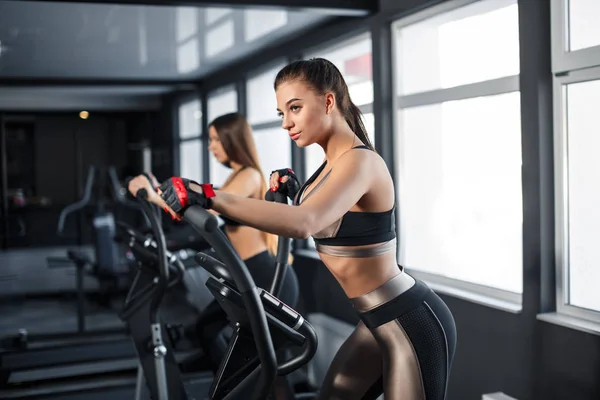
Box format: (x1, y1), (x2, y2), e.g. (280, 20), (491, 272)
(196, 250), (299, 370)
(317, 271), (457, 400)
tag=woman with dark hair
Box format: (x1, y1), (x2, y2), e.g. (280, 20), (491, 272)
(129, 58), (456, 400)
(206, 112), (295, 274)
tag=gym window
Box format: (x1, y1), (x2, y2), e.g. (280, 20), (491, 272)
(392, 0), (523, 311)
(176, 7), (200, 74)
(245, 61), (292, 185)
(204, 8), (235, 59)
(302, 32), (375, 249)
(207, 85), (238, 187)
(178, 98), (203, 180)
(538, 0), (600, 333)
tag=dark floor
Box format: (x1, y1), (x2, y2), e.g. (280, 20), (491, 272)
(0, 243), (205, 338)
(0, 288), (201, 339)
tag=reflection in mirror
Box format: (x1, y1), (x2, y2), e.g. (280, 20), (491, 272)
(245, 10), (288, 42)
(206, 7), (233, 25)
(206, 19), (235, 59)
(0, 1), (333, 80)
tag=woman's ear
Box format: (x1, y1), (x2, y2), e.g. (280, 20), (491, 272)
(324, 92), (336, 115)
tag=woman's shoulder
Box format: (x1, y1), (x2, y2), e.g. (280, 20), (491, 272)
(233, 166), (263, 184)
(339, 144), (384, 167)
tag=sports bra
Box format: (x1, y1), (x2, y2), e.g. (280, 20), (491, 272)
(293, 145), (397, 258)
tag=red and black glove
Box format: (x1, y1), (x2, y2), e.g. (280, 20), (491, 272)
(158, 177), (216, 215)
(270, 168), (300, 201)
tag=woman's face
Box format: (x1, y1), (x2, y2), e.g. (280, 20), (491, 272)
(208, 125), (228, 164)
(276, 80), (334, 148)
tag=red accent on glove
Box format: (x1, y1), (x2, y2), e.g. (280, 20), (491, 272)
(172, 177), (189, 208)
(200, 183), (216, 198)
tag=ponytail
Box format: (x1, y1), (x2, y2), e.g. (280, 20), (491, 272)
(346, 101), (375, 151)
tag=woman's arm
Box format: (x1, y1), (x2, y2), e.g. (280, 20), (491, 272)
(206, 150), (373, 238)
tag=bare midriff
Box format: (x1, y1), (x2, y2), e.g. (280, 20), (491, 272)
(318, 244), (401, 298)
(225, 225), (269, 261)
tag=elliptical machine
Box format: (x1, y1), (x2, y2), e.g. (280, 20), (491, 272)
(121, 189), (318, 399)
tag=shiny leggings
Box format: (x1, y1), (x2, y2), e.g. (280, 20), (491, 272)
(317, 271), (457, 400)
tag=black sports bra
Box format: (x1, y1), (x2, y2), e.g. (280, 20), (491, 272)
(294, 145), (397, 257)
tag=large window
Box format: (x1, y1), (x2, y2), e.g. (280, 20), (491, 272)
(204, 8), (235, 59)
(176, 7), (200, 74)
(244, 10), (287, 43)
(393, 0), (523, 299)
(246, 62), (291, 190)
(178, 98), (202, 180)
(207, 86), (238, 188)
(246, 61), (286, 126)
(252, 127), (291, 182)
(551, 0), (600, 325)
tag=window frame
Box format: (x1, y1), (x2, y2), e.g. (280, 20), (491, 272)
(550, 0), (600, 74)
(207, 84), (238, 123)
(391, 0), (523, 311)
(552, 65), (600, 324)
(547, 0), (600, 330)
(176, 96), (203, 178)
(245, 58), (288, 129)
(206, 85), (239, 187)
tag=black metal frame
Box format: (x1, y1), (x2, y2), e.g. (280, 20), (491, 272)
(0, 115), (7, 249)
(4, 0), (376, 16)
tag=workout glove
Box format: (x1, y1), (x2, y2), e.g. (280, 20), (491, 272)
(270, 168), (300, 201)
(159, 177), (216, 215)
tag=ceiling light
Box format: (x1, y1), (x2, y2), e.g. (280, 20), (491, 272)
(79, 111), (89, 119)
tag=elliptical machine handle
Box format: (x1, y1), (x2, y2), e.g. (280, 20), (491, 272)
(135, 189), (170, 325)
(264, 190), (292, 297)
(57, 166), (96, 236)
(181, 206), (277, 400)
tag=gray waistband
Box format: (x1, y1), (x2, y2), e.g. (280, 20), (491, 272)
(349, 270), (416, 313)
(316, 239), (396, 258)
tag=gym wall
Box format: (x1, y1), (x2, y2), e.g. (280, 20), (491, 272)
(0, 111), (162, 249)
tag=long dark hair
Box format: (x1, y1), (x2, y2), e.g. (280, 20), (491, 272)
(274, 57), (375, 151)
(208, 112), (283, 260)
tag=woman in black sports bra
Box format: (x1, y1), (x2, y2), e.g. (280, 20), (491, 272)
(129, 59), (456, 400)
